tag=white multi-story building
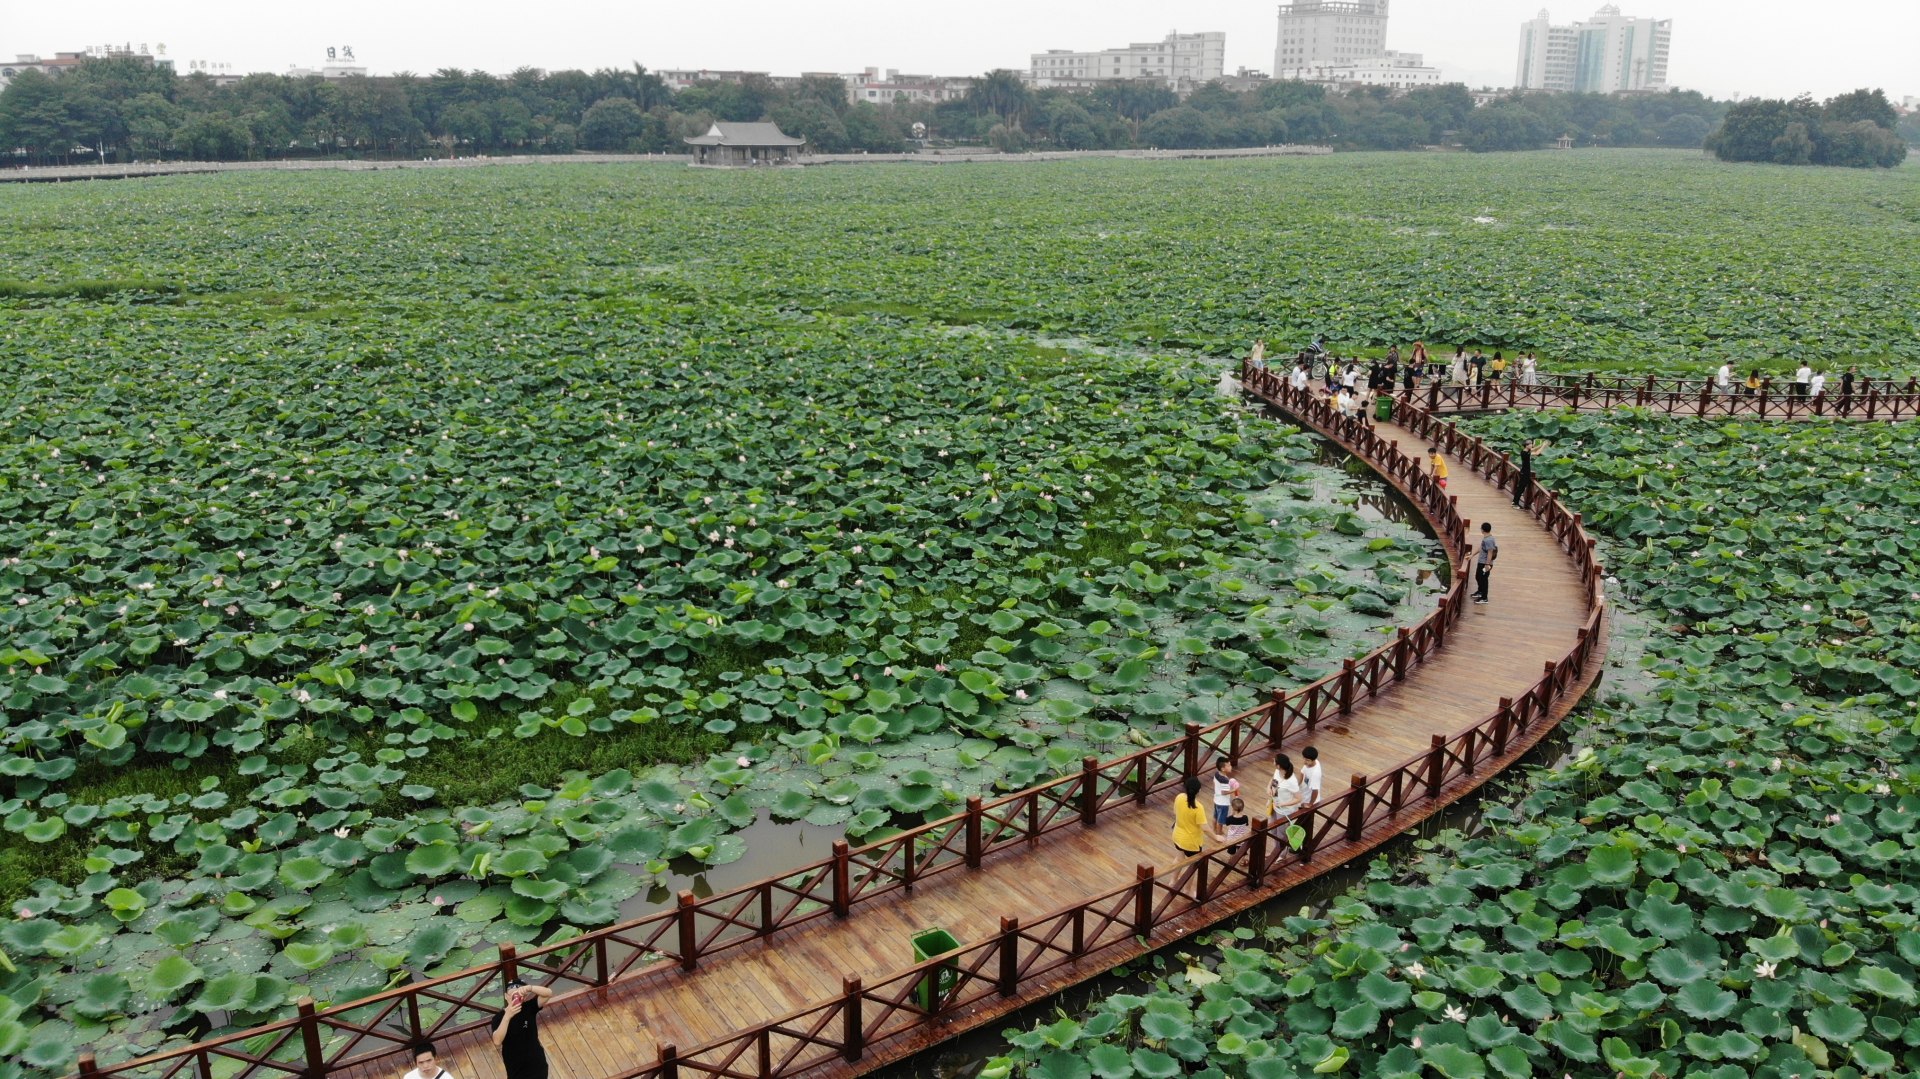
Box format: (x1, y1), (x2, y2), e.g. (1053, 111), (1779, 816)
(1514, 11), (1577, 92)
(1283, 50), (1443, 90)
(1515, 5), (1672, 94)
(1029, 31), (1226, 91)
(1274, 0), (1390, 74)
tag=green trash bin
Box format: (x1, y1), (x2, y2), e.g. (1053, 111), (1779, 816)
(912, 927), (962, 1011)
(1375, 393), (1395, 421)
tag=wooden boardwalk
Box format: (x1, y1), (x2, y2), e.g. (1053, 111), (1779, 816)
(1419, 377), (1920, 422)
(320, 395), (1596, 1079)
(86, 381), (1608, 1079)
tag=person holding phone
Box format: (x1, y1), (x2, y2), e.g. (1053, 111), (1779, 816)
(492, 979), (555, 1079)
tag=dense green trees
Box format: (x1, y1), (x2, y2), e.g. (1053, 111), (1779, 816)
(6, 54), (1883, 166)
(1706, 89), (1908, 167)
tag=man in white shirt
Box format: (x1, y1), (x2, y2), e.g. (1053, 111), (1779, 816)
(1290, 363), (1309, 393)
(1808, 370), (1826, 399)
(1793, 363), (1812, 398)
(1715, 363), (1732, 394)
(1335, 388), (1353, 417)
(1300, 746), (1324, 809)
(403, 1043), (452, 1079)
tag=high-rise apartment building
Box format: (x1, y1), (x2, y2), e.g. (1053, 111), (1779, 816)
(1273, 0), (1390, 75)
(1515, 5), (1672, 94)
(1029, 31), (1226, 91)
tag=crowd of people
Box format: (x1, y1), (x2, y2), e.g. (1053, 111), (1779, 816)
(1249, 340), (1543, 423)
(1171, 747), (1326, 859)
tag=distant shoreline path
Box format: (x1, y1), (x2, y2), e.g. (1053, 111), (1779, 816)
(0, 144), (1332, 183)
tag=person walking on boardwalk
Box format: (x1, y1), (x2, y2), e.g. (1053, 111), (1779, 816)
(1222, 796), (1251, 854)
(1268, 752), (1303, 824)
(1428, 447), (1449, 490)
(1840, 366), (1857, 415)
(1744, 369), (1763, 397)
(1211, 755), (1240, 833)
(1512, 439), (1545, 509)
(1520, 354), (1539, 387)
(1473, 522), (1499, 605)
(1290, 361), (1310, 395)
(1299, 747), (1324, 810)
(1808, 369), (1827, 404)
(1793, 362), (1811, 399)
(1172, 775), (1209, 858)
(1715, 361), (1732, 395)
(1489, 352), (1507, 383)
(492, 980), (554, 1079)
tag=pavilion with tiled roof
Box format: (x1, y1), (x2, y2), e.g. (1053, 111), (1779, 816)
(684, 121), (806, 167)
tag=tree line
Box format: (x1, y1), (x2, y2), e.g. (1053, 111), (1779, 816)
(1705, 90), (1910, 168)
(0, 56), (1904, 166)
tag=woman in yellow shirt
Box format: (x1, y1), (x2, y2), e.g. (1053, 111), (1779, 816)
(1172, 775), (1209, 857)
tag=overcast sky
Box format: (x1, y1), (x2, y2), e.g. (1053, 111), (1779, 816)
(9, 1), (1916, 103)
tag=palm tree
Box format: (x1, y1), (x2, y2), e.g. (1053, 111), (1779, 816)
(967, 69), (1032, 126)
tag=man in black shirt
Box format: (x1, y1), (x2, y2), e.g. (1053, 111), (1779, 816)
(492, 980), (556, 1079)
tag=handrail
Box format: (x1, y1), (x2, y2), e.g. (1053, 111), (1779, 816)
(562, 366), (1608, 1078)
(1420, 373), (1920, 422)
(76, 369), (1486, 1079)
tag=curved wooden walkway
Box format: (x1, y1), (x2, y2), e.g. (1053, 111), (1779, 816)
(81, 379), (1608, 1079)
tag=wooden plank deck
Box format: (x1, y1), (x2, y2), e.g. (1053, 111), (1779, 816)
(332, 400), (1601, 1079)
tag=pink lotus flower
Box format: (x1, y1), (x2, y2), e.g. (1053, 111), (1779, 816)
(431, 895), (447, 907)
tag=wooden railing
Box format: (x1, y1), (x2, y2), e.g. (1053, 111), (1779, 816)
(79, 365), (1608, 1079)
(568, 369), (1608, 1078)
(77, 383), (1482, 1079)
(1421, 372), (1920, 422)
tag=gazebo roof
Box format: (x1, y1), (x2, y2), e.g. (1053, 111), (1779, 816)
(684, 122), (807, 147)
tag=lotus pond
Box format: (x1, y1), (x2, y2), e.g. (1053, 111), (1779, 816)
(0, 167), (1454, 1074)
(989, 411), (1920, 1079)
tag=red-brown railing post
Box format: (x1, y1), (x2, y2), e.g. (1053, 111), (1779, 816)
(1268, 688), (1287, 746)
(1494, 697), (1514, 756)
(903, 831), (917, 891)
(1080, 757), (1100, 826)
(677, 891), (699, 969)
(1134, 754), (1149, 806)
(1393, 627), (1411, 679)
(998, 917), (1020, 995)
(1183, 721), (1202, 778)
(842, 977), (864, 1062)
(1298, 809), (1318, 862)
(296, 997), (324, 1079)
(830, 842), (851, 917)
(1133, 865), (1154, 937)
(965, 797), (984, 868)
(1338, 659), (1356, 715)
(1345, 776), (1367, 842)
(497, 942), (519, 986)
(760, 882), (774, 937)
(1248, 817), (1269, 888)
(406, 978), (424, 1035)
(1697, 387), (1709, 418)
(1426, 734), (1445, 798)
(77, 1055), (99, 1079)
(659, 1044), (679, 1079)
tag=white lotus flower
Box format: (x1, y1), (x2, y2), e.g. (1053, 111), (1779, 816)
(213, 690), (228, 701)
(1444, 1004), (1467, 1022)
(1754, 960), (1777, 979)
